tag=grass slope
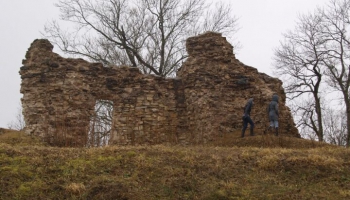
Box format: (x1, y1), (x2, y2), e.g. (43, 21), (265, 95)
(1, 129), (350, 200)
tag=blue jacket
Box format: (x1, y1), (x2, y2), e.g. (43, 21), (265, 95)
(268, 94), (279, 121)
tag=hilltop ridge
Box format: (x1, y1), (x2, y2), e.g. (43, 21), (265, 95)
(0, 129), (349, 200)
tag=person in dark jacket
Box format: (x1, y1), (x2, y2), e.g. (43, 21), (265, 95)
(241, 98), (254, 137)
(267, 94), (279, 136)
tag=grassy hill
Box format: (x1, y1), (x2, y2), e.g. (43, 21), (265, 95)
(1, 128), (350, 200)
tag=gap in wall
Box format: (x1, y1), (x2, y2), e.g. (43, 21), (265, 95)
(88, 99), (114, 147)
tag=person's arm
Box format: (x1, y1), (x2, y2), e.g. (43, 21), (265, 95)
(275, 103), (279, 117)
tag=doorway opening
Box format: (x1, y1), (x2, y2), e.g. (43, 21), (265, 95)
(88, 99), (113, 147)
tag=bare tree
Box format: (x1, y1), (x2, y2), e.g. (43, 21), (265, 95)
(320, 0), (350, 146)
(323, 107), (347, 146)
(274, 0), (350, 147)
(273, 11), (326, 141)
(44, 0), (239, 77)
(43, 0), (238, 146)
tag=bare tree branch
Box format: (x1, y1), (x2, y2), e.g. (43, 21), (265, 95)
(43, 0), (239, 77)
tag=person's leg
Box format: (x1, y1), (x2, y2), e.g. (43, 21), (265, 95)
(242, 118), (248, 137)
(247, 117), (254, 136)
(268, 121), (274, 133)
(274, 121), (279, 136)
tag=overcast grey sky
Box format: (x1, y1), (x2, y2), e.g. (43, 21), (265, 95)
(0, 0), (329, 128)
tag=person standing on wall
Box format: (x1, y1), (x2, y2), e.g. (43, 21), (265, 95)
(241, 98), (254, 138)
(267, 94), (279, 136)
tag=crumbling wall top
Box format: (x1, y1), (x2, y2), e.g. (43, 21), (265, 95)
(186, 32), (234, 63)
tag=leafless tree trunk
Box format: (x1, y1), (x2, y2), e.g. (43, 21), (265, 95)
(44, 0), (239, 77)
(320, 0), (350, 146)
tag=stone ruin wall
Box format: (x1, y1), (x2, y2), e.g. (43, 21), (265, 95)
(20, 32), (299, 147)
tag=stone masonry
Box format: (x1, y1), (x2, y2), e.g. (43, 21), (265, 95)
(20, 32), (299, 147)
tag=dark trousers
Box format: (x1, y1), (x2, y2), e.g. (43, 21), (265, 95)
(242, 116), (254, 136)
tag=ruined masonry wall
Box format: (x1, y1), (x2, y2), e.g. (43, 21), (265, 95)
(20, 40), (185, 146)
(20, 32), (299, 147)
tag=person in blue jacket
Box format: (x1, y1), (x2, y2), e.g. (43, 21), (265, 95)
(267, 94), (279, 136)
(241, 98), (254, 137)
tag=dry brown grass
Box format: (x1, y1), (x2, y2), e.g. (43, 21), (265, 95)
(0, 128), (46, 146)
(65, 183), (86, 195)
(1, 129), (350, 199)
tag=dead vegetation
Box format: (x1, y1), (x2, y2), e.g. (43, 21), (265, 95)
(1, 129), (350, 200)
